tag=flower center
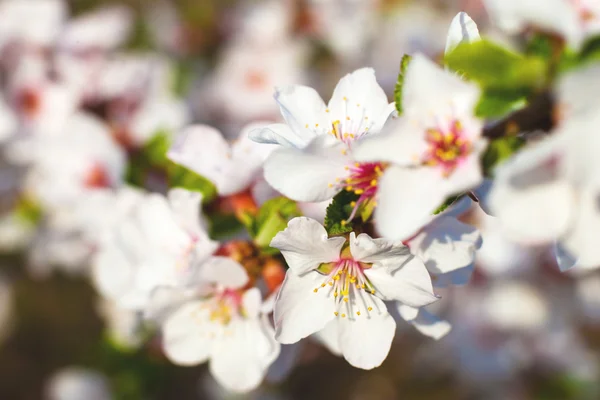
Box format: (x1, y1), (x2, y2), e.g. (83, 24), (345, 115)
(207, 288), (243, 326)
(330, 162), (387, 222)
(83, 163), (111, 188)
(574, 0), (598, 24)
(314, 258), (381, 319)
(422, 120), (471, 176)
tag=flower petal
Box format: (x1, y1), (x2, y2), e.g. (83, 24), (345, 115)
(263, 136), (349, 202)
(313, 319), (342, 356)
(162, 301), (211, 366)
(210, 317), (280, 393)
(270, 217), (346, 275)
(198, 257), (249, 289)
(488, 137), (576, 244)
(445, 12), (480, 55)
(560, 187), (600, 269)
(337, 296), (396, 370)
(274, 85), (329, 145)
(397, 304), (451, 340)
(249, 123), (311, 149)
(364, 255), (437, 307)
(273, 270), (336, 344)
(408, 216), (482, 275)
(375, 166), (447, 240)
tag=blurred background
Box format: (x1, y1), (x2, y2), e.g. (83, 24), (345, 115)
(0, 0), (599, 399)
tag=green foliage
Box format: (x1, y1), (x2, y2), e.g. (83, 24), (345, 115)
(207, 213), (244, 240)
(482, 136), (525, 176)
(252, 197), (301, 250)
(324, 190), (359, 236)
(14, 197), (42, 225)
(433, 194), (462, 215)
(167, 163), (217, 203)
(393, 54), (412, 115)
(445, 40), (548, 118)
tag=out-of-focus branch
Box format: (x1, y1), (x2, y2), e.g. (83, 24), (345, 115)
(482, 92), (555, 139)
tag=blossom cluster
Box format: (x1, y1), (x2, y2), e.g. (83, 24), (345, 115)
(0, 0), (600, 397)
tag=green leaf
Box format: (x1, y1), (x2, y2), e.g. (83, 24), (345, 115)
(208, 213), (244, 240)
(445, 40), (548, 92)
(475, 88), (528, 118)
(482, 136), (525, 176)
(324, 190), (359, 236)
(253, 197), (301, 249)
(393, 54), (412, 115)
(433, 194), (462, 215)
(167, 162), (217, 202)
(143, 131), (172, 167)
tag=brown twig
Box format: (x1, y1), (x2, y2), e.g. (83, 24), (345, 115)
(482, 91), (555, 140)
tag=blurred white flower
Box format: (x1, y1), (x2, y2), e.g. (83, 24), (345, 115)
(158, 259), (279, 393)
(270, 217), (436, 369)
(168, 123), (276, 196)
(45, 367), (112, 400)
(93, 189), (218, 310)
(484, 0), (600, 49)
(97, 299), (144, 350)
(355, 54), (485, 240)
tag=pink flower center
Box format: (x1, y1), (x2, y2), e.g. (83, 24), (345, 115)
(573, 0), (598, 24)
(314, 258), (380, 319)
(330, 162), (387, 221)
(83, 163), (111, 188)
(423, 120), (471, 176)
(208, 288), (243, 325)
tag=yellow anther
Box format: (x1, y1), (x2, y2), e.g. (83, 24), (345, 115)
(350, 201), (356, 207)
(370, 289), (375, 294)
(346, 116), (350, 120)
(365, 116), (369, 120)
(368, 307), (373, 311)
(315, 123), (319, 127)
(334, 312), (338, 316)
(321, 283), (326, 287)
(334, 292), (338, 297)
(313, 288), (318, 293)
(334, 275), (340, 281)
(305, 124), (309, 128)
(335, 177), (341, 182)
(370, 179), (377, 186)
(341, 220), (347, 226)
(357, 311), (361, 316)
(326, 108), (330, 113)
(354, 162), (360, 167)
(356, 103), (360, 107)
(328, 183), (333, 188)
(343, 96), (348, 101)
(341, 313), (346, 318)
(345, 186), (352, 191)
(355, 189), (364, 195)
(341, 149), (347, 155)
(344, 297), (349, 302)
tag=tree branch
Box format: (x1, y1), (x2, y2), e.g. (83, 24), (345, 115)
(482, 92), (555, 140)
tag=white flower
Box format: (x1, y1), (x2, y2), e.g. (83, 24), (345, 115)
(445, 12), (481, 55)
(399, 215), (482, 339)
(270, 217), (436, 369)
(251, 68), (395, 210)
(96, 299), (144, 350)
(159, 259), (279, 393)
(92, 189), (218, 309)
(489, 64), (600, 270)
(168, 123), (276, 196)
(484, 0), (600, 49)
(46, 367), (112, 400)
(355, 54), (486, 240)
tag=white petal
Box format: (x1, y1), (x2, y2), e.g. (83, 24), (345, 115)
(397, 304), (451, 340)
(349, 232), (412, 266)
(554, 242), (578, 272)
(242, 287), (262, 319)
(249, 123), (312, 149)
(375, 166), (447, 240)
(198, 257), (249, 289)
(327, 68), (394, 135)
(263, 136), (349, 202)
(144, 286), (189, 322)
(353, 117), (428, 166)
(59, 6), (132, 51)
(403, 54), (481, 123)
(162, 301), (211, 366)
(273, 271), (336, 344)
(337, 296), (396, 370)
(488, 138), (576, 244)
(561, 187), (600, 269)
(445, 12), (480, 55)
(270, 217), (345, 275)
(364, 256), (437, 307)
(209, 317), (279, 393)
(409, 216), (482, 275)
(274, 85), (329, 145)
(167, 188), (203, 233)
(92, 245), (135, 301)
(312, 320), (342, 356)
(167, 125), (230, 185)
(136, 193), (190, 250)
